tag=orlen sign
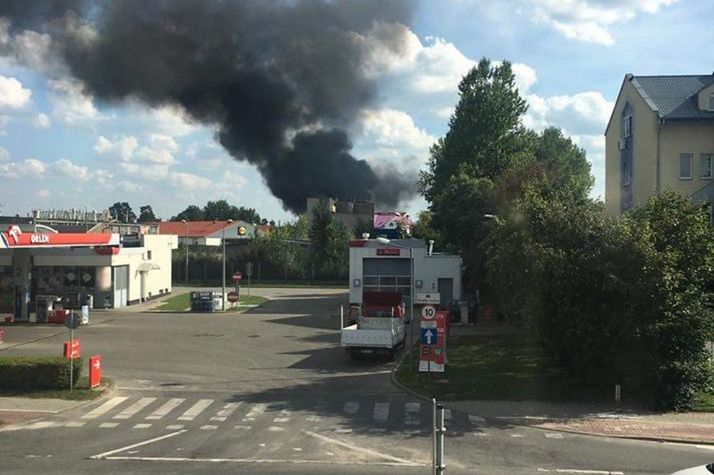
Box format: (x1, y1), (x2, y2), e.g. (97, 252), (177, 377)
(0, 225), (120, 249)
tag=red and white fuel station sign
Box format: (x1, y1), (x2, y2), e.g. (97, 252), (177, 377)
(63, 339), (81, 359)
(89, 355), (102, 389)
(419, 306), (447, 373)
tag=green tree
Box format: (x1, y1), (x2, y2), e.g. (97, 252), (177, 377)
(109, 202), (136, 223)
(172, 205), (204, 221)
(309, 197), (349, 279)
(420, 58), (529, 203)
(628, 192), (714, 409)
(411, 211), (436, 241)
(138, 205), (157, 222)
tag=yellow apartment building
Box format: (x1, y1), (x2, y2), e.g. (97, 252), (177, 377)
(605, 73), (714, 217)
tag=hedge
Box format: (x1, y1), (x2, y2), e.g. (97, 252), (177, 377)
(0, 356), (83, 390)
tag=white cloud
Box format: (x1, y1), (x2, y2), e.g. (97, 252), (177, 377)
(51, 159), (90, 181)
(0, 158), (47, 178)
(49, 79), (100, 123)
(11, 30), (54, 72)
(121, 162), (170, 180)
(516, 0), (677, 45)
(524, 91), (614, 135)
(94, 135), (139, 161)
(0, 146), (8, 162)
(117, 181), (140, 193)
(170, 171), (212, 190)
(35, 189), (50, 199)
(359, 108), (435, 151)
(129, 103), (198, 137)
(94, 169), (114, 188)
(0, 75), (31, 109)
(33, 112), (51, 128)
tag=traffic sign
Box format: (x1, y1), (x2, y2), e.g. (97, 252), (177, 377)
(232, 272), (242, 283)
(421, 305), (436, 320)
(63, 339), (80, 359)
(226, 291), (239, 303)
(64, 312), (80, 330)
(421, 327), (438, 346)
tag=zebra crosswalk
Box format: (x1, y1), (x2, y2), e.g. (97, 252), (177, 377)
(4, 395), (498, 436)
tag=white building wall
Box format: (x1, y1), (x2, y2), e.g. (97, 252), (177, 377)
(349, 241), (462, 305)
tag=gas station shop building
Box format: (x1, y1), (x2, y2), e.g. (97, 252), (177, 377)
(0, 225), (177, 322)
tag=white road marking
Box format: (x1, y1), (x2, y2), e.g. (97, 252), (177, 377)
(545, 433), (564, 439)
(537, 469), (624, 475)
(292, 448), (302, 452)
(268, 426), (285, 432)
(101, 456), (426, 467)
(234, 425), (252, 430)
(132, 423), (152, 429)
(303, 430), (424, 466)
(473, 432), (490, 437)
(99, 423), (119, 428)
(166, 425), (184, 430)
(695, 445), (714, 451)
(65, 421), (85, 428)
(373, 402), (389, 422)
(146, 398), (185, 420)
(200, 425), (218, 430)
(242, 403), (266, 421)
(113, 398), (157, 420)
(343, 401), (359, 414)
(510, 434), (524, 438)
(82, 396), (128, 419)
(90, 430), (188, 459)
(273, 417), (290, 423)
(178, 399), (213, 421)
(211, 402), (241, 422)
(306, 415), (321, 422)
(335, 428), (352, 434)
(468, 415), (486, 424)
(404, 402), (420, 425)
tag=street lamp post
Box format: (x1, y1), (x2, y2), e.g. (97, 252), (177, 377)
(222, 219), (233, 311)
(375, 237), (415, 368)
(182, 220), (189, 284)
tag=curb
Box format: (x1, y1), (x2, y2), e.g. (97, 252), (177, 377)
(0, 377), (115, 429)
(389, 357), (714, 447)
(389, 349), (432, 403)
(533, 424), (714, 446)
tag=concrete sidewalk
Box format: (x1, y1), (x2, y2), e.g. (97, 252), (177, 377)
(446, 399), (714, 445)
(0, 397), (84, 426)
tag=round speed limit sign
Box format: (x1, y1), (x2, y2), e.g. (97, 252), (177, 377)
(421, 305), (436, 320)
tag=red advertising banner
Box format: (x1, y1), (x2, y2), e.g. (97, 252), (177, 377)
(63, 339), (81, 360)
(0, 225), (119, 249)
(89, 355), (102, 388)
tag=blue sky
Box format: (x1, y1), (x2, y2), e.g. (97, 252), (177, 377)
(0, 0), (712, 222)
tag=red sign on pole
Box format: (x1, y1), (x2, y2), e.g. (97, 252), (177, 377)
(89, 355), (102, 388)
(63, 339), (80, 359)
(419, 310), (447, 372)
(232, 272), (242, 283)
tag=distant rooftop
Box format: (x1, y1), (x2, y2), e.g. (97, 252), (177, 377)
(630, 73), (714, 120)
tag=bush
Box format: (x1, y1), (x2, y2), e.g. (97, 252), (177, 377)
(0, 356), (83, 390)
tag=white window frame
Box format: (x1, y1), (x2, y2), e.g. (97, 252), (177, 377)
(623, 161), (631, 186)
(623, 114), (633, 138)
(679, 152), (693, 180)
(700, 153), (713, 180)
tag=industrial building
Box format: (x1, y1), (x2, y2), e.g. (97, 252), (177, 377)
(0, 224), (177, 322)
(349, 238), (462, 308)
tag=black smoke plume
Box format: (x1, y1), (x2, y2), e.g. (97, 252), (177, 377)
(0, 0), (418, 213)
